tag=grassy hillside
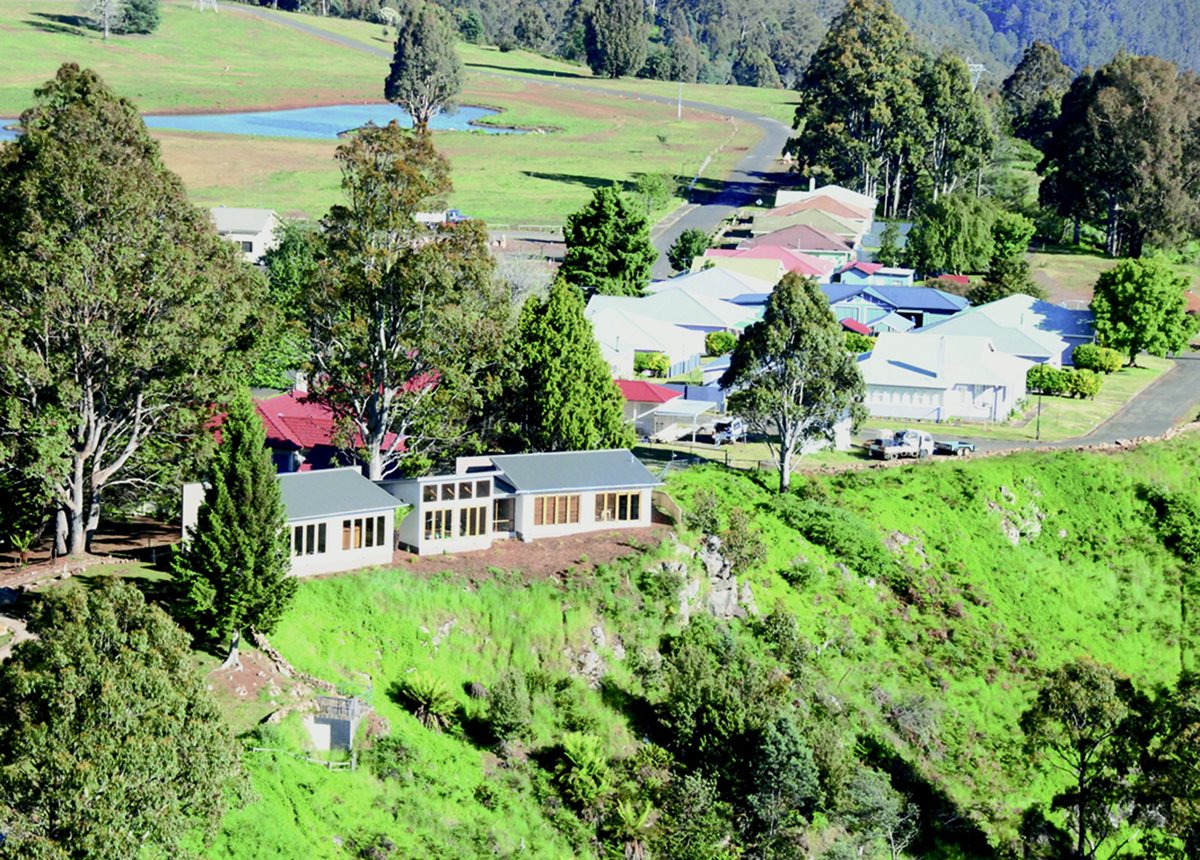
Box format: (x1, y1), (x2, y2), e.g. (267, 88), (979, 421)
(208, 433), (1200, 857)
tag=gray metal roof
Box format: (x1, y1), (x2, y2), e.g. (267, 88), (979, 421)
(489, 450), (661, 494)
(210, 206), (276, 235)
(277, 468), (402, 522)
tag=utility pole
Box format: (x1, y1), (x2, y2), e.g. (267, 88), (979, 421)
(1035, 389), (1043, 441)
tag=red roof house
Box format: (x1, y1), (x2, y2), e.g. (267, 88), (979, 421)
(254, 391), (401, 472)
(616, 379), (682, 404)
(840, 317), (873, 336)
(739, 224), (853, 255)
(766, 194), (873, 222)
(704, 246), (836, 278)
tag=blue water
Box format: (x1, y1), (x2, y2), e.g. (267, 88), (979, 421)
(0, 103), (521, 141)
(143, 103), (520, 137)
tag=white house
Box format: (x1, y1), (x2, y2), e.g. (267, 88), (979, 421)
(384, 450), (661, 556)
(857, 333), (1033, 422)
(647, 267), (775, 303)
(586, 305), (706, 378)
(210, 207), (280, 264)
(587, 292), (759, 334)
(182, 467), (403, 577)
(916, 294), (1095, 366)
(773, 183), (877, 216)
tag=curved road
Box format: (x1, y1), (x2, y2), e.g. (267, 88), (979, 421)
(226, 5), (792, 278)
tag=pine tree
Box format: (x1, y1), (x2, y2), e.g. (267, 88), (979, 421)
(509, 279), (634, 452)
(561, 186), (657, 297)
(384, 0), (464, 130)
(584, 0), (648, 79)
(114, 0), (159, 34)
(174, 390), (295, 668)
(875, 221), (903, 266)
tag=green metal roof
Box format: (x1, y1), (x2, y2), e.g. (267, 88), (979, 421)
(489, 450), (661, 494)
(277, 468), (402, 522)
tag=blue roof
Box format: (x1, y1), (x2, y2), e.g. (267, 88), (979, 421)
(821, 283), (863, 303)
(861, 286), (968, 313)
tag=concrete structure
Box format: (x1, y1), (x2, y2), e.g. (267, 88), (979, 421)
(182, 467), (403, 577)
(305, 696), (369, 752)
(857, 333), (1032, 422)
(210, 207), (279, 264)
(384, 450), (661, 556)
(916, 293), (1095, 366)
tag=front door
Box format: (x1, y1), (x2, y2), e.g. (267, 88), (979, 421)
(492, 498), (513, 534)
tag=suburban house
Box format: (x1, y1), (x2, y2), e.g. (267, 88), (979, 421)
(857, 333), (1032, 422)
(647, 267), (775, 303)
(698, 246), (836, 279)
(585, 305), (706, 378)
(617, 379), (716, 441)
(181, 467), (403, 577)
(915, 294), (1095, 366)
(751, 209), (865, 246)
(210, 206), (279, 264)
(689, 255), (787, 283)
(823, 284), (969, 330)
(774, 183), (877, 215)
(739, 224), (855, 264)
(384, 449), (661, 556)
(834, 262), (915, 287)
(764, 194), (874, 232)
(587, 291), (759, 334)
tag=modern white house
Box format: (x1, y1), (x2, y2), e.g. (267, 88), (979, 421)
(857, 333), (1033, 422)
(181, 467), (403, 577)
(210, 206), (279, 264)
(586, 305), (706, 378)
(916, 294), (1095, 366)
(588, 291), (759, 334)
(384, 450), (661, 556)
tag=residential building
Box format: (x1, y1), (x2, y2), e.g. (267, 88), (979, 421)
(384, 450), (661, 555)
(739, 224), (855, 264)
(698, 246), (835, 279)
(915, 294), (1095, 366)
(617, 379), (716, 441)
(857, 333), (1032, 422)
(764, 194), (874, 231)
(181, 467), (402, 577)
(823, 284), (968, 330)
(618, 379), (682, 437)
(834, 262), (915, 288)
(587, 291), (759, 335)
(774, 183), (877, 215)
(750, 209), (865, 245)
(689, 255), (787, 283)
(586, 305), (706, 378)
(210, 207), (279, 264)
(647, 267), (775, 303)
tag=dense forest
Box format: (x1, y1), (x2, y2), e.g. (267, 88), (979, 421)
(234, 0), (1200, 83)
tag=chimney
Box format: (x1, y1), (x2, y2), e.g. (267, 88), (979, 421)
(292, 370), (308, 395)
(808, 175), (816, 192)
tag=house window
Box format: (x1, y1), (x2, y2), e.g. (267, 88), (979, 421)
(595, 492), (641, 522)
(240, 240), (254, 253)
(341, 515), (388, 548)
(441, 483), (456, 501)
(476, 480), (491, 498)
(424, 509), (453, 540)
(375, 515), (385, 547)
(459, 505), (488, 537)
(423, 484), (438, 502)
(533, 494), (579, 526)
(459, 481), (473, 499)
(293, 523), (327, 556)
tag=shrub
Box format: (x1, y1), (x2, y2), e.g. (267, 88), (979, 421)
(1072, 343), (1123, 374)
(391, 671), (457, 732)
(556, 732), (612, 813)
(1066, 367), (1102, 398)
(366, 736), (411, 781)
(1026, 363), (1069, 396)
(487, 669), (532, 742)
(721, 507), (767, 575)
(844, 331), (875, 354)
(704, 330), (738, 356)
(687, 488), (722, 536)
(634, 351), (670, 377)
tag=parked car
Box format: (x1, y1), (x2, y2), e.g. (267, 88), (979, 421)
(865, 429), (933, 460)
(713, 417), (746, 445)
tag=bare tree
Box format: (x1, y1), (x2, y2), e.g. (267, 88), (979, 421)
(82, 0), (125, 38)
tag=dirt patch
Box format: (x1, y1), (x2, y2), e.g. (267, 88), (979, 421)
(0, 516), (176, 583)
(384, 523), (674, 583)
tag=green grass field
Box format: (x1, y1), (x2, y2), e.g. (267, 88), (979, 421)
(0, 1), (788, 224)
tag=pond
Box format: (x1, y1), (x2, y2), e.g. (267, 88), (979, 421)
(0, 103), (523, 141)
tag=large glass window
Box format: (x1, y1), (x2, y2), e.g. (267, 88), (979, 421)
(533, 494), (580, 526)
(595, 492), (641, 522)
(423, 484), (438, 502)
(459, 505), (488, 537)
(424, 509), (453, 540)
(293, 523), (328, 556)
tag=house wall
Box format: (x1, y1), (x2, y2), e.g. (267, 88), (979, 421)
(220, 214), (279, 264)
(511, 487), (654, 541)
(864, 382), (1023, 422)
(286, 512), (394, 577)
(383, 475), (497, 555)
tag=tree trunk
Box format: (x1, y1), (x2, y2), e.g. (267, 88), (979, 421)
(55, 509), (68, 557)
(367, 445), (384, 481)
(1073, 216), (1081, 246)
(220, 628), (242, 671)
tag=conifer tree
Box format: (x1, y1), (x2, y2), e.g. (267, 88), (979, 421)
(174, 390), (294, 668)
(384, 0), (464, 130)
(584, 0), (648, 79)
(561, 186), (657, 297)
(509, 279), (634, 452)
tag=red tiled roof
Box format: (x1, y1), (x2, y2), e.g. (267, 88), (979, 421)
(255, 391), (400, 451)
(840, 317), (873, 335)
(840, 261), (884, 276)
(704, 247), (835, 277)
(740, 224), (852, 253)
(767, 195), (872, 220)
(616, 379), (682, 404)
(930, 274), (970, 287)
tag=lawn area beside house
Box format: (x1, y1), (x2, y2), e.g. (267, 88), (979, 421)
(906, 355), (1174, 442)
(1030, 247), (1200, 306)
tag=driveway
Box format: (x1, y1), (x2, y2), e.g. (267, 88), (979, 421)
(227, 5), (795, 280)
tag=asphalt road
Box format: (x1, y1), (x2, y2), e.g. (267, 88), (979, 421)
(227, 5), (794, 280)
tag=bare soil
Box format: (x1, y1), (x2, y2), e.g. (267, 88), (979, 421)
(0, 516), (177, 585)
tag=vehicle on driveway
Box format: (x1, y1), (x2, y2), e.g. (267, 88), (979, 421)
(713, 417), (746, 445)
(934, 439), (976, 457)
(865, 429), (934, 460)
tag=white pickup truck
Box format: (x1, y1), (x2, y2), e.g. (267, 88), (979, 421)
(864, 429), (934, 461)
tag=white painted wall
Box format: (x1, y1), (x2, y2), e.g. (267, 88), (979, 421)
(512, 488), (654, 541)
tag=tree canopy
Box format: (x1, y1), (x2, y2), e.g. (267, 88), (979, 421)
(505, 278), (634, 452)
(1090, 256), (1199, 365)
(584, 0), (648, 79)
(305, 123), (510, 479)
(667, 228), (711, 272)
(384, 0), (464, 130)
(720, 273), (867, 492)
(560, 185), (657, 297)
(0, 64), (266, 556)
(0, 580), (241, 858)
(173, 389), (295, 667)
(904, 193), (995, 275)
(1001, 41), (1072, 148)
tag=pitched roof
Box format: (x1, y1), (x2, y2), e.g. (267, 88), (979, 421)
(210, 206), (276, 235)
(916, 294), (1094, 359)
(840, 261), (884, 276)
(277, 467), (401, 521)
(841, 317), (873, 335)
(931, 274), (970, 288)
(586, 306), (707, 359)
(857, 333), (1033, 389)
(647, 267), (775, 302)
(255, 391), (399, 451)
(703, 246), (835, 277)
(740, 224), (852, 253)
(862, 286), (969, 314)
(767, 194), (873, 221)
(587, 292), (758, 330)
(774, 184), (877, 213)
(873, 311), (915, 332)
(616, 379), (682, 404)
(490, 450), (661, 494)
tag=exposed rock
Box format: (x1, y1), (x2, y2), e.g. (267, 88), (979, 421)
(707, 577), (741, 619)
(678, 577), (701, 623)
(432, 617), (457, 648)
(591, 625), (607, 650)
(738, 581), (757, 615)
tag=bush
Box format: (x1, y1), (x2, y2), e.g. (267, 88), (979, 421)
(844, 331), (874, 354)
(634, 351), (670, 377)
(391, 671), (457, 732)
(687, 488), (722, 536)
(705, 330), (738, 356)
(772, 495), (908, 592)
(1066, 367), (1102, 398)
(486, 670), (532, 742)
(1026, 363), (1069, 396)
(556, 732), (612, 813)
(721, 507), (767, 575)
(1071, 343), (1123, 374)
